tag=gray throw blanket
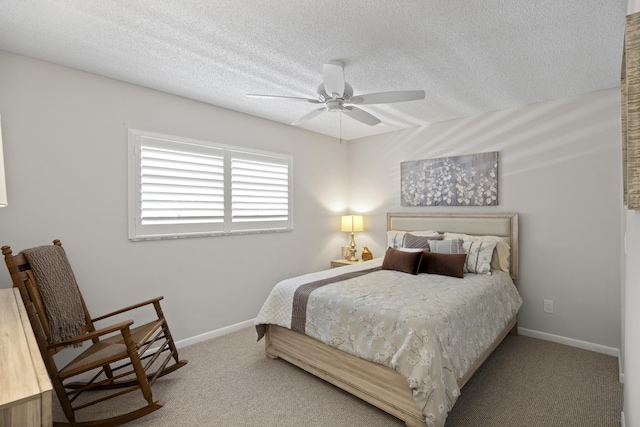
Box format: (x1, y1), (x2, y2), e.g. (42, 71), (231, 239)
(22, 245), (86, 345)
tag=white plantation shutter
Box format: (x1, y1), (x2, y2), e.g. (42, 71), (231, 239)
(230, 151), (290, 230)
(140, 146), (225, 225)
(129, 130), (292, 240)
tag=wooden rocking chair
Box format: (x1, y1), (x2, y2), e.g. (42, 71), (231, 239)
(2, 240), (188, 427)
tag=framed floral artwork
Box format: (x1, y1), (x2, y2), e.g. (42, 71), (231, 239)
(401, 152), (498, 206)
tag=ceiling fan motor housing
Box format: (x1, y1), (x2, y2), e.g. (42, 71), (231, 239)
(317, 83), (353, 101)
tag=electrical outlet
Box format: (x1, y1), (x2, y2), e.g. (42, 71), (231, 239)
(543, 299), (554, 314)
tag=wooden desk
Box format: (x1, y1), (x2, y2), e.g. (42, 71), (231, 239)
(0, 288), (52, 427)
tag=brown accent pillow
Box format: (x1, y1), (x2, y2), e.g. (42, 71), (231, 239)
(381, 247), (422, 275)
(419, 251), (467, 278)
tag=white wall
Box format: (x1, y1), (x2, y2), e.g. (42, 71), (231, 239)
(0, 50), (350, 341)
(348, 89), (623, 352)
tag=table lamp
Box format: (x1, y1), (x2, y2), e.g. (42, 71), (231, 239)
(341, 215), (363, 261)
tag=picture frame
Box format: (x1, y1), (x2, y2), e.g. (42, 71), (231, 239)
(400, 152), (498, 207)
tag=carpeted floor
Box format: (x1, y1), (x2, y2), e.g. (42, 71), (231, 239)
(52, 327), (623, 426)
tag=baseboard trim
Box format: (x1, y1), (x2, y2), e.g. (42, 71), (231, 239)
(174, 318), (256, 348)
(174, 323), (627, 385)
(621, 411), (625, 427)
(175, 323), (622, 361)
(518, 327), (620, 358)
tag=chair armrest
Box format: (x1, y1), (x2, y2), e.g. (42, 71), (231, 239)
(48, 319), (134, 350)
(91, 296), (165, 322)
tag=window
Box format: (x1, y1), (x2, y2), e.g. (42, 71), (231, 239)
(128, 129), (292, 240)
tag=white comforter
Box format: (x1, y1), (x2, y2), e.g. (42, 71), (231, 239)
(256, 259), (522, 427)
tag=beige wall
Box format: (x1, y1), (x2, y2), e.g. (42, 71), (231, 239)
(348, 89), (623, 352)
(0, 50), (350, 340)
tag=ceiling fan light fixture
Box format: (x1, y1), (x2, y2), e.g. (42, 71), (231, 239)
(326, 100), (343, 112)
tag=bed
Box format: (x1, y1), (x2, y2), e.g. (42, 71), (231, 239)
(255, 212), (522, 427)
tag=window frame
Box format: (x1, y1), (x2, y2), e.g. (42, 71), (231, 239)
(128, 129), (293, 241)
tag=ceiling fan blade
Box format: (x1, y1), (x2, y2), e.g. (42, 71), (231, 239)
(342, 106), (381, 126)
(247, 94), (321, 103)
(291, 107), (326, 126)
(349, 90), (426, 105)
(323, 62), (345, 97)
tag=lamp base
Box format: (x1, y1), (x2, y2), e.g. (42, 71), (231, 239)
(347, 242), (359, 262)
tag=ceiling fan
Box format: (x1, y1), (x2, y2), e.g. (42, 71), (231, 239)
(247, 62), (425, 127)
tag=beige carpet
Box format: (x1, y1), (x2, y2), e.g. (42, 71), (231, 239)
(53, 327), (623, 426)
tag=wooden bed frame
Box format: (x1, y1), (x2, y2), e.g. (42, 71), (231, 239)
(264, 212), (519, 427)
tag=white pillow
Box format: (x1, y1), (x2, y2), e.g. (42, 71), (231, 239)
(444, 232), (510, 272)
(462, 240), (497, 275)
(386, 230), (440, 248)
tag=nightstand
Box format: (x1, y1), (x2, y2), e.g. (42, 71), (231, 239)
(330, 259), (363, 268)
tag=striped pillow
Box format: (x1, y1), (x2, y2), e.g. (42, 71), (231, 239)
(386, 230), (440, 248)
(443, 232), (510, 272)
(427, 238), (464, 254)
(404, 233), (443, 249)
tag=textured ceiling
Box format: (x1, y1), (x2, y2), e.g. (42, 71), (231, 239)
(0, 0), (628, 140)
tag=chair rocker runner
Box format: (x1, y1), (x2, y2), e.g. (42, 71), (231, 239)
(2, 240), (188, 427)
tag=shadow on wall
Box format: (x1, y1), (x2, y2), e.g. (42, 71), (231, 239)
(348, 89), (620, 213)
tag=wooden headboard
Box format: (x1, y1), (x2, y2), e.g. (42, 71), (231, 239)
(387, 212), (518, 282)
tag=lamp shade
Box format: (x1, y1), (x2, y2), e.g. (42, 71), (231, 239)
(341, 215), (363, 232)
(0, 115), (6, 207)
